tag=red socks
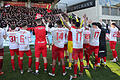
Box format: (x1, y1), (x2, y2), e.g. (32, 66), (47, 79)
(87, 55), (90, 65)
(62, 65), (65, 73)
(103, 57), (106, 62)
(19, 59), (23, 70)
(11, 59), (15, 70)
(44, 63), (47, 70)
(97, 57), (100, 63)
(95, 54), (98, 66)
(35, 62), (39, 70)
(65, 56), (68, 60)
(52, 67), (55, 74)
(28, 57), (32, 68)
(112, 50), (117, 58)
(0, 59), (3, 72)
(74, 64), (78, 75)
(80, 61), (84, 73)
(58, 56), (60, 63)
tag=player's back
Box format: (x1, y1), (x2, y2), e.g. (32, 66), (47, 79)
(83, 29), (90, 44)
(90, 28), (101, 46)
(17, 29), (31, 51)
(71, 27), (84, 49)
(34, 26), (47, 46)
(8, 31), (18, 49)
(51, 27), (68, 48)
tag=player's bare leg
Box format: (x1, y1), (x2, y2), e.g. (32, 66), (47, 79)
(49, 59), (56, 76)
(35, 58), (40, 74)
(43, 57), (47, 72)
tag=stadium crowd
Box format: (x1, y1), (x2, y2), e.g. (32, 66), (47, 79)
(0, 6), (62, 28)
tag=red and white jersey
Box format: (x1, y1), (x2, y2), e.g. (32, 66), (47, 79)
(108, 26), (118, 41)
(83, 29), (90, 44)
(17, 29), (31, 51)
(90, 28), (101, 46)
(71, 27), (84, 49)
(49, 27), (69, 48)
(8, 31), (18, 49)
(34, 26), (47, 46)
(0, 28), (5, 49)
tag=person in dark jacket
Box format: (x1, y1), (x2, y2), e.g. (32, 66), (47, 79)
(96, 22), (109, 67)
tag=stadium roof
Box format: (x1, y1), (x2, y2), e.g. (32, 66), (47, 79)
(2, 0), (60, 3)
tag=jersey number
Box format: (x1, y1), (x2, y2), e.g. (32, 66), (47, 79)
(57, 32), (63, 40)
(76, 32), (82, 42)
(9, 36), (16, 42)
(94, 32), (100, 38)
(85, 34), (90, 39)
(20, 35), (25, 43)
(113, 32), (117, 37)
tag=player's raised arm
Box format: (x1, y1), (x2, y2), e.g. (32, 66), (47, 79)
(59, 14), (71, 30)
(3, 29), (7, 40)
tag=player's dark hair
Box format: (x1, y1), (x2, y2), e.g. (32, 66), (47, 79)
(112, 23), (120, 30)
(72, 19), (76, 24)
(56, 20), (62, 26)
(21, 22), (27, 28)
(92, 22), (98, 26)
(112, 23), (117, 27)
(11, 25), (16, 30)
(75, 22), (80, 28)
(96, 22), (102, 29)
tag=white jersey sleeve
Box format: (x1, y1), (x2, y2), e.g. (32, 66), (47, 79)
(0, 28), (5, 49)
(8, 31), (19, 49)
(71, 27), (84, 49)
(90, 28), (101, 46)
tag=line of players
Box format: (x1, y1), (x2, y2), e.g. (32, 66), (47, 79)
(0, 13), (119, 79)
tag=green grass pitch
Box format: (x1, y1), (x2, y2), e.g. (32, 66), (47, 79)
(0, 43), (120, 80)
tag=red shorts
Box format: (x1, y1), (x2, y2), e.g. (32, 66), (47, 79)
(19, 50), (32, 57)
(89, 46), (99, 55)
(64, 44), (67, 51)
(9, 49), (19, 56)
(109, 41), (116, 49)
(52, 45), (64, 60)
(83, 44), (90, 49)
(73, 48), (83, 60)
(35, 45), (47, 58)
(0, 49), (4, 56)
